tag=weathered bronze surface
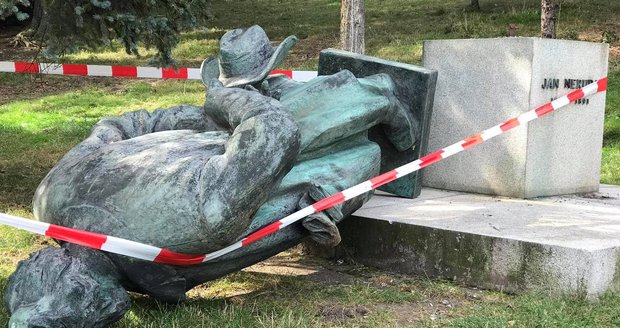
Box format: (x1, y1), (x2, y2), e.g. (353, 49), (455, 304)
(5, 26), (435, 327)
(319, 49), (437, 198)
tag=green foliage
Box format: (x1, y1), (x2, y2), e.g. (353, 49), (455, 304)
(603, 30), (619, 44)
(0, 0), (30, 20)
(2, 0), (211, 67)
(43, 0), (211, 66)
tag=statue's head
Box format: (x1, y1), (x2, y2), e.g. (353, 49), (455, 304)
(200, 25), (297, 87)
(5, 244), (130, 328)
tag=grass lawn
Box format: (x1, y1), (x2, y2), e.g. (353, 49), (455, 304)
(0, 0), (619, 326)
(603, 70), (620, 184)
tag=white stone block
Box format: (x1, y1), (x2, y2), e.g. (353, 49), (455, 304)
(422, 38), (608, 198)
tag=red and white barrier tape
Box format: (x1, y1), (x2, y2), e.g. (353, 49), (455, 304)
(0, 78), (608, 265)
(0, 61), (318, 82)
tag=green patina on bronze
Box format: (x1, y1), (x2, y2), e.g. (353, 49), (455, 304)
(319, 49), (437, 198)
(5, 25), (436, 327)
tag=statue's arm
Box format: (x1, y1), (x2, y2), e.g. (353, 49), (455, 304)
(197, 83), (302, 247)
(77, 105), (220, 149)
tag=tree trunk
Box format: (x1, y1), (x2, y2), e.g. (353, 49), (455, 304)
(541, 0), (559, 39)
(340, 0), (365, 54)
(469, 0), (480, 11)
(27, 0), (49, 39)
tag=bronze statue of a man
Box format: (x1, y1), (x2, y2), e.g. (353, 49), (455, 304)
(6, 25), (418, 327)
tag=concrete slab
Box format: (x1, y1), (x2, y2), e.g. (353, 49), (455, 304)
(336, 185), (620, 298)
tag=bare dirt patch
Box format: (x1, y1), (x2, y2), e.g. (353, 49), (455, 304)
(242, 252), (495, 325)
(0, 26), (39, 61)
(307, 267), (355, 285)
(0, 74), (135, 105)
(382, 302), (432, 326)
(281, 35), (339, 69)
(244, 254), (356, 285)
(319, 304), (370, 322)
(610, 46), (620, 62)
(578, 22), (620, 61)
(376, 289), (489, 325)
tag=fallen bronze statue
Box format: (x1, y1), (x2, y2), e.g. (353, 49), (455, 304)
(5, 25), (435, 327)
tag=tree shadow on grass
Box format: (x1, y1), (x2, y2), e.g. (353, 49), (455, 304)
(0, 124), (90, 212)
(115, 270), (325, 327)
(0, 73), (134, 106)
(603, 129), (620, 147)
(0, 275), (12, 327)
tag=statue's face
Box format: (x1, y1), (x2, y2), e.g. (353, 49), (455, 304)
(5, 246), (130, 328)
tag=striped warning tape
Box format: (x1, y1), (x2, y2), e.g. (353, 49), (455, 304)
(0, 77), (608, 265)
(0, 61), (318, 82)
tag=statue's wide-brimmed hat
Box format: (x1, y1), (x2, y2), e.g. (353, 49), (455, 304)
(201, 25), (297, 87)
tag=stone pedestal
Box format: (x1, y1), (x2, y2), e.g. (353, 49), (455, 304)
(422, 38), (608, 198)
(336, 186), (620, 299)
